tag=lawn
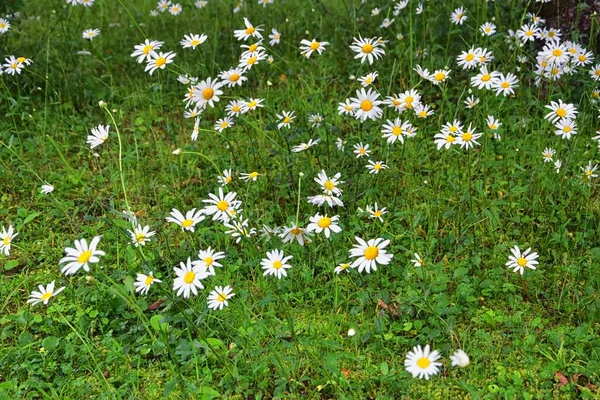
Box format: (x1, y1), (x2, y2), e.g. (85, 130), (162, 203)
(1, 0), (600, 398)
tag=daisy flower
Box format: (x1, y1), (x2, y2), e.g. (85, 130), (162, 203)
(366, 203), (387, 222)
(41, 184), (54, 194)
(554, 118), (577, 139)
(589, 63), (600, 81)
(87, 124), (109, 149)
(450, 7), (467, 25)
(277, 111), (296, 130)
(180, 33), (207, 49)
(223, 218), (256, 243)
(217, 169), (234, 186)
(226, 100), (247, 117)
(0, 18), (10, 34)
(27, 281), (66, 306)
(414, 103), (433, 118)
(268, 28), (281, 46)
(242, 98), (264, 112)
(240, 171), (260, 182)
(516, 24), (540, 43)
(214, 117), (234, 133)
(165, 208), (205, 232)
(581, 161), (599, 179)
(464, 95), (479, 109)
(486, 115), (501, 131)
(240, 40), (265, 58)
(353, 142), (371, 158)
(350, 35), (386, 65)
(314, 170), (343, 196)
(405, 345), (442, 379)
(480, 22), (496, 36)
(234, 18), (263, 41)
(279, 224), (312, 246)
(207, 286), (235, 310)
(506, 246), (539, 275)
(193, 77), (224, 109)
(195, 0), (208, 8)
(450, 349), (470, 368)
(194, 247), (226, 276)
(471, 66), (500, 90)
(433, 131), (457, 150)
(261, 249), (292, 279)
(0, 225), (18, 256)
(366, 160), (388, 174)
(456, 124), (481, 149)
(131, 40), (163, 64)
(168, 3), (182, 15)
(219, 68), (247, 87)
(145, 51), (176, 75)
(457, 47), (481, 70)
(59, 236), (105, 275)
(307, 214), (341, 238)
(238, 50), (268, 71)
(134, 272), (161, 295)
(82, 28), (100, 41)
(202, 188), (239, 222)
(335, 262), (351, 274)
(349, 88), (383, 121)
(545, 100), (577, 123)
(291, 138), (320, 152)
(308, 113), (324, 127)
(348, 237), (393, 273)
(127, 224), (156, 247)
(411, 253), (425, 267)
(542, 148), (555, 162)
(429, 69), (451, 85)
(358, 71), (378, 87)
(491, 73), (518, 96)
(173, 258), (208, 298)
(300, 38), (329, 58)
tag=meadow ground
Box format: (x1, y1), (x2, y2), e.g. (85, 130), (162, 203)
(1, 0), (600, 398)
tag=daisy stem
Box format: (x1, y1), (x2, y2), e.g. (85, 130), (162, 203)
(391, 143), (406, 210)
(295, 173), (303, 226)
(102, 105), (130, 213)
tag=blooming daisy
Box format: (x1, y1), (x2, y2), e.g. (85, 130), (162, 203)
(358, 71), (378, 87)
(145, 51), (176, 75)
(456, 124), (482, 149)
(554, 118), (577, 139)
(450, 350), (470, 368)
(277, 110), (296, 130)
(27, 281), (66, 306)
(411, 253), (425, 267)
(450, 7), (467, 25)
(195, 0), (208, 8)
(240, 171), (260, 182)
(238, 50), (268, 71)
(87, 124), (109, 149)
(350, 35), (386, 65)
(168, 3), (182, 15)
(0, 225), (18, 256)
(545, 100), (577, 123)
(207, 286), (235, 310)
(307, 194), (344, 208)
(242, 98), (264, 112)
(291, 138), (321, 152)
(471, 66), (500, 90)
(433, 131), (457, 150)
(542, 148), (555, 162)
(404, 345), (442, 380)
(214, 117), (234, 133)
(430, 69), (451, 85)
(194, 247), (226, 276)
(0, 18), (10, 34)
(180, 33), (207, 49)
(306, 214), (341, 238)
(41, 183), (54, 194)
(589, 63), (600, 81)
(279, 224), (312, 246)
(353, 142), (371, 158)
(348, 237), (393, 273)
(193, 77), (224, 109)
(59, 236), (105, 275)
(165, 208), (205, 232)
(581, 161), (599, 179)
(217, 169), (234, 186)
(457, 47), (481, 70)
(234, 18), (263, 41)
(127, 224), (156, 247)
(202, 188), (239, 222)
(173, 257), (208, 298)
(269, 28), (281, 46)
(366, 202), (388, 222)
(133, 272), (161, 295)
(480, 22), (496, 36)
(366, 160), (388, 174)
(226, 100), (247, 117)
(505, 246), (539, 275)
(335, 262), (351, 274)
(300, 38), (329, 58)
(82, 28), (100, 41)
(414, 103), (433, 118)
(240, 40), (265, 58)
(464, 95), (479, 109)
(314, 170), (343, 196)
(261, 249), (292, 279)
(223, 218), (256, 243)
(131, 40), (164, 64)
(308, 113), (324, 127)
(219, 68), (247, 87)
(491, 73), (518, 96)
(349, 88), (383, 121)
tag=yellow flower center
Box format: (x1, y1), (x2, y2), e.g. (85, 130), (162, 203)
(449, 126), (458, 133)
(232, 105), (241, 112)
(3, 236), (10, 245)
(136, 233), (146, 243)
(249, 172), (259, 179)
(362, 44), (373, 53)
(155, 57), (166, 67)
(217, 200), (229, 211)
(273, 261), (283, 269)
(392, 99), (401, 106)
(323, 180), (335, 191)
(595, 70), (600, 76)
(374, 163), (382, 170)
(365, 77), (373, 84)
(225, 176), (232, 182)
(283, 116), (291, 123)
(78, 250), (92, 264)
(364, 246), (379, 260)
(526, 30), (533, 36)
(182, 219), (194, 228)
(249, 43), (258, 52)
(184, 271), (196, 284)
(392, 127), (402, 136)
(462, 132), (473, 141)
(318, 217), (331, 228)
(247, 101), (257, 108)
(586, 170), (592, 176)
(202, 88), (214, 100)
(217, 293), (227, 302)
(373, 210), (382, 217)
(465, 54), (474, 61)
(563, 126), (571, 133)
(517, 257), (527, 267)
(359, 148), (366, 154)
(434, 72), (446, 81)
(552, 49), (562, 57)
(541, 61), (548, 67)
(41, 292), (53, 301)
(556, 108), (566, 117)
(245, 26), (255, 35)
(204, 257), (214, 266)
(416, 357), (431, 369)
(489, 124), (497, 130)
(446, 135), (455, 143)
(481, 74), (491, 82)
(291, 227), (302, 235)
(144, 275), (154, 285)
(17, 57), (26, 63)
(419, 111), (427, 118)
(230, 73), (240, 82)
(0, 23), (5, 29)
(361, 100), (373, 111)
(501, 82), (509, 89)
(579, 55), (587, 62)
(247, 56), (257, 65)
(310, 41), (320, 50)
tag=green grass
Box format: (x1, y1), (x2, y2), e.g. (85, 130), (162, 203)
(1, 0), (600, 398)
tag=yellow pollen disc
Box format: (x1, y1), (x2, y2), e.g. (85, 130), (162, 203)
(485, 28), (490, 32)
(490, 124), (497, 130)
(11, 63), (17, 69)
(17, 57), (26, 63)
(144, 275), (154, 285)
(449, 126), (458, 133)
(501, 82), (509, 89)
(551, 68), (559, 75)
(481, 74), (491, 82)
(361, 100), (373, 111)
(345, 105), (352, 111)
(310, 41), (320, 50)
(217, 200), (229, 211)
(183, 271), (196, 284)
(546, 154), (552, 158)
(249, 44), (258, 52)
(548, 32), (555, 37)
(552, 49), (562, 57)
(517, 257), (527, 267)
(419, 111), (427, 118)
(556, 108), (566, 117)
(217, 293), (227, 302)
(0, 23), (5, 28)
(78, 250), (92, 263)
(392, 99), (401, 106)
(373, 211), (382, 217)
(220, 122), (229, 128)
(586, 170), (592, 176)
(204, 257), (214, 266)
(41, 292), (53, 301)
(318, 217), (331, 228)
(446, 135), (455, 143)
(88, 32), (94, 37)
(136, 233), (146, 242)
(365, 78), (373, 84)
(155, 57), (166, 67)
(374, 164), (381, 170)
(247, 57), (257, 65)
(247, 101), (257, 108)
(463, 132), (473, 141)
(362, 43), (374, 53)
(245, 26), (255, 35)
(526, 30), (533, 36)
(541, 61), (548, 67)
(364, 246), (379, 260)
(419, 259), (424, 265)
(283, 116), (291, 123)
(595, 70), (600, 76)
(230, 74), (240, 82)
(579, 55), (586, 62)
(202, 88), (214, 100)
(392, 127), (402, 136)
(249, 172), (259, 179)
(273, 261), (283, 269)
(225, 176), (232, 182)
(416, 357), (431, 369)
(232, 105), (241, 112)
(563, 126), (571, 133)
(291, 227), (302, 235)
(465, 54), (474, 61)
(359, 148), (366, 154)
(182, 219), (194, 228)
(3, 236), (10, 245)
(434, 72), (446, 81)
(323, 180), (335, 191)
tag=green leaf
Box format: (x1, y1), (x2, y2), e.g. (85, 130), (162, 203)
(198, 387), (220, 400)
(4, 260), (19, 271)
(380, 362), (389, 376)
(162, 379), (178, 397)
(42, 336), (59, 350)
(23, 212), (41, 225)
